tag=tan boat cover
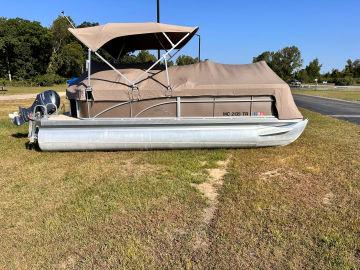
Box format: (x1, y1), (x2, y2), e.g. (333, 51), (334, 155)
(69, 22), (198, 57)
(67, 61), (303, 120)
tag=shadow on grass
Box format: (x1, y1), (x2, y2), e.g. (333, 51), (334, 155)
(11, 132), (28, 138)
(25, 141), (41, 151)
(11, 132), (41, 151)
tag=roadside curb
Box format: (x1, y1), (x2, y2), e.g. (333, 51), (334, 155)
(293, 93), (360, 104)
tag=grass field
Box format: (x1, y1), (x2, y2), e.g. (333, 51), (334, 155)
(0, 100), (359, 269)
(0, 84), (66, 95)
(292, 89), (360, 102)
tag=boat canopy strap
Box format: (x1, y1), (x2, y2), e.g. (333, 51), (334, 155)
(69, 22), (198, 96)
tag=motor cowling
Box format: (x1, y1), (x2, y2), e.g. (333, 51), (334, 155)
(10, 90), (60, 126)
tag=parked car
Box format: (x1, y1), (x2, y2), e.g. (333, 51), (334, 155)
(290, 80), (302, 87)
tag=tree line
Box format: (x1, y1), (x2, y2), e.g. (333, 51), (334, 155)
(1, 16), (358, 86)
(253, 46), (360, 85)
(0, 17), (88, 85)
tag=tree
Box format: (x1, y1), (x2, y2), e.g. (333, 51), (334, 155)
(47, 16), (75, 74)
(0, 18), (10, 80)
(272, 46), (302, 81)
(78, 21), (99, 28)
(344, 59), (354, 76)
(136, 50), (157, 63)
(295, 69), (309, 83)
(354, 59), (360, 78)
(50, 16), (74, 53)
(305, 58), (322, 81)
(0, 18), (52, 80)
(56, 42), (85, 77)
(176, 55), (199, 66)
(253, 46), (303, 82)
(322, 68), (354, 86)
(344, 58), (360, 79)
(118, 50), (157, 64)
(252, 51), (273, 66)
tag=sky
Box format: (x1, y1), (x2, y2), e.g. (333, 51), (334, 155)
(1, 0), (359, 72)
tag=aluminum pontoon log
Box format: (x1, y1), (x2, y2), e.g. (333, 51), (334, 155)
(36, 116), (308, 151)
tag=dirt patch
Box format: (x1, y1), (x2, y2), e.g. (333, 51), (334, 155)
(118, 158), (163, 177)
(193, 157), (231, 249)
(260, 169), (282, 181)
(58, 254), (80, 269)
(200, 161), (208, 167)
(322, 192), (334, 205)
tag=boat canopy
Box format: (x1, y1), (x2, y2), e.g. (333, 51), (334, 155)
(69, 22), (198, 58)
(67, 61), (303, 120)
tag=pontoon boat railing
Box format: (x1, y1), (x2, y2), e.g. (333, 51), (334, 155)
(89, 96), (275, 119)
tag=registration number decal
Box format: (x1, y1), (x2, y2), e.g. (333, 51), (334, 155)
(223, 112), (248, 116)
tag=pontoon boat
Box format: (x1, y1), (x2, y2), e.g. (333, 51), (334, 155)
(9, 22), (307, 151)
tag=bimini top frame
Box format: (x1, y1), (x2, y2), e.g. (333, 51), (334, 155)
(68, 22), (199, 96)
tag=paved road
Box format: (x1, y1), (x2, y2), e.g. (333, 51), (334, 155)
(293, 94), (360, 125)
(0, 92), (65, 101)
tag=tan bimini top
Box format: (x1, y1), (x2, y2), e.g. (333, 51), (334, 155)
(67, 61), (303, 120)
(69, 22), (198, 58)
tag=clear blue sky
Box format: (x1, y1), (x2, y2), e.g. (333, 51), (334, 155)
(1, 0), (359, 72)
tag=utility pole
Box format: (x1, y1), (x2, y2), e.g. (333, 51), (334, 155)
(196, 34), (201, 62)
(157, 0), (160, 60)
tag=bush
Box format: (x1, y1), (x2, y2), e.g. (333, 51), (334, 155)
(332, 77), (354, 86)
(0, 73), (66, 87)
(33, 73), (66, 86)
(0, 78), (36, 87)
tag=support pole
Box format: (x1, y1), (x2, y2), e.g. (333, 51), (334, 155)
(132, 32), (190, 85)
(87, 48), (91, 89)
(94, 51), (133, 85)
(87, 48), (92, 118)
(164, 57), (170, 89)
(196, 34), (201, 62)
(176, 97), (181, 118)
(157, 0), (160, 23)
(157, 0), (160, 60)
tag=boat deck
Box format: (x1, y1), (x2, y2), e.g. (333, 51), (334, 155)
(40, 114), (301, 127)
(47, 114), (79, 121)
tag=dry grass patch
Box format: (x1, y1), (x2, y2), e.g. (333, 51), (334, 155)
(0, 98), (359, 269)
(192, 158), (231, 252)
(0, 100), (228, 269)
(200, 109), (360, 269)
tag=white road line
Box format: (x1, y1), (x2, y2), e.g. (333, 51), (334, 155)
(328, 115), (360, 118)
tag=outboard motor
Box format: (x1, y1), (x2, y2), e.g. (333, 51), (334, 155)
(9, 90), (60, 126)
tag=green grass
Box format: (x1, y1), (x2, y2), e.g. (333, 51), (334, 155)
(292, 89), (360, 102)
(0, 84), (66, 95)
(0, 100), (359, 269)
